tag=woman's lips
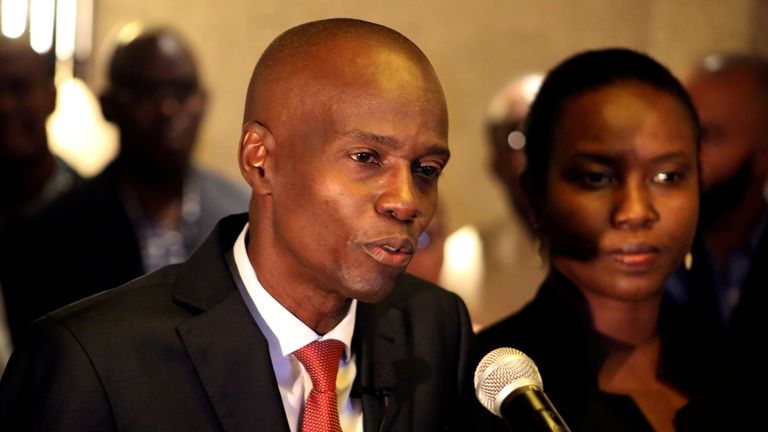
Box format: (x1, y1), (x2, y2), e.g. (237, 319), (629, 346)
(608, 244), (660, 269)
(363, 237), (415, 268)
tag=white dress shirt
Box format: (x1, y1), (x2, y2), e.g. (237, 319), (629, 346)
(233, 224), (364, 432)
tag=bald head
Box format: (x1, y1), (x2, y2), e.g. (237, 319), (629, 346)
(238, 19), (450, 313)
(486, 73), (543, 129)
(101, 25), (206, 179)
(686, 53), (768, 194)
(108, 27), (199, 88)
(486, 74), (543, 225)
(690, 53), (768, 94)
(243, 18), (446, 130)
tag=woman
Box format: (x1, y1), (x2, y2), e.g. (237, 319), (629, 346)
(473, 48), (704, 431)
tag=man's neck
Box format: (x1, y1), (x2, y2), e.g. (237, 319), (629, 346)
(121, 171), (185, 229)
(246, 225), (352, 335)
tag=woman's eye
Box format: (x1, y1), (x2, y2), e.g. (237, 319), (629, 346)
(652, 171), (683, 184)
(579, 172), (613, 188)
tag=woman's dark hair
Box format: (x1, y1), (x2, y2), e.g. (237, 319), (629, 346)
(523, 48), (700, 196)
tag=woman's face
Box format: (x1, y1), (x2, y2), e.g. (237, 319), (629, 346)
(540, 82), (699, 302)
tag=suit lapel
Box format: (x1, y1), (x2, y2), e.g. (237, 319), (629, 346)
(172, 214), (290, 432)
(355, 300), (411, 432)
(178, 290), (290, 432)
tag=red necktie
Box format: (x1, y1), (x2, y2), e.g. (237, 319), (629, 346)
(294, 339), (344, 432)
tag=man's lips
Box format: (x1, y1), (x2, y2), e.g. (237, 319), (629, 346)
(363, 237), (415, 268)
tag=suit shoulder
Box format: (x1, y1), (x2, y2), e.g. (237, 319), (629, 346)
(44, 265), (182, 333)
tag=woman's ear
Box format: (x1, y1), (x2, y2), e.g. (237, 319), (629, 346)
(239, 121), (273, 195)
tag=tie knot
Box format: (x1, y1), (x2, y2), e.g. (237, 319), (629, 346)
(294, 339), (344, 393)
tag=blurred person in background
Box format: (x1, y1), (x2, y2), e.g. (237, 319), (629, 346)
(430, 74), (547, 330)
(0, 37), (82, 372)
(669, 54), (768, 334)
(659, 53), (768, 427)
(0, 25), (248, 343)
(406, 204), (447, 285)
(0, 37), (81, 236)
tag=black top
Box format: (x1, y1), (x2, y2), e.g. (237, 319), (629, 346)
(471, 272), (710, 432)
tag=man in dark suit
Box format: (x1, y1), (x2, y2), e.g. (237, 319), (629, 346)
(0, 18), (472, 431)
(665, 53), (768, 430)
(0, 26), (249, 344)
(678, 53), (768, 332)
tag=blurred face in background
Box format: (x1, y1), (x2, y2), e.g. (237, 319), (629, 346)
(101, 32), (206, 180)
(0, 45), (55, 163)
(686, 68), (768, 191)
(540, 82), (699, 303)
(489, 120), (530, 222)
(685, 68), (768, 220)
(487, 74), (542, 226)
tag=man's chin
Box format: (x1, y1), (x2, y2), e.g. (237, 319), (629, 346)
(348, 277), (399, 304)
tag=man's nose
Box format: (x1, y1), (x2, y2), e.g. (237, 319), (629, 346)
(375, 165), (421, 223)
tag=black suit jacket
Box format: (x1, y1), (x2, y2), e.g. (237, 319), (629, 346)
(0, 214), (473, 431)
(671, 230), (768, 430)
(0, 161), (248, 344)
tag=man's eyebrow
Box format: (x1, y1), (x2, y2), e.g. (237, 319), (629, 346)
(342, 130), (450, 160)
(343, 130), (399, 147)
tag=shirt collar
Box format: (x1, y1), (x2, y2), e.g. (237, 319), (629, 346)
(233, 223), (356, 360)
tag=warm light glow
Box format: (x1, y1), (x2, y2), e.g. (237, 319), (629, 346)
(115, 20), (145, 46)
(440, 225), (484, 308)
(54, 0), (76, 60)
(521, 73), (544, 102)
(73, 0), (91, 60)
(48, 77), (118, 176)
(443, 225), (483, 278)
(1, 0), (28, 39)
(29, 0), (54, 53)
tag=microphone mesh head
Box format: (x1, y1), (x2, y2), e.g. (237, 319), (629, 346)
(474, 347), (543, 416)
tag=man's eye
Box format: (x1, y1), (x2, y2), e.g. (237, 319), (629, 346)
(422, 166), (438, 177)
(416, 165), (441, 178)
(351, 152), (378, 164)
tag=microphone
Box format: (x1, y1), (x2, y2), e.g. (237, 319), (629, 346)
(352, 364), (396, 432)
(354, 364), (396, 398)
(475, 347), (571, 432)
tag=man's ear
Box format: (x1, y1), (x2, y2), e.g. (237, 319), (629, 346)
(239, 121), (273, 195)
